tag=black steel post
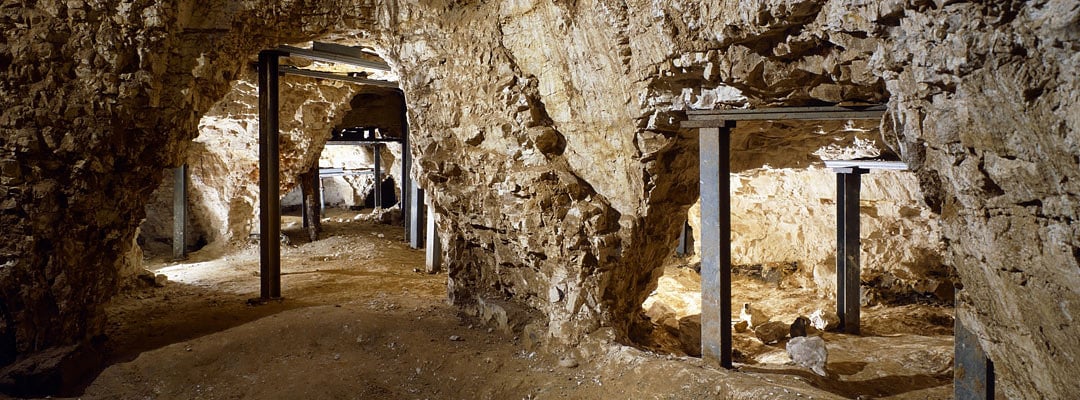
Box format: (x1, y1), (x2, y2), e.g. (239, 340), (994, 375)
(835, 173), (846, 328)
(676, 220), (688, 256)
(425, 196), (441, 273)
(258, 50), (281, 299)
(835, 168), (866, 334)
(401, 105), (411, 232)
(700, 122), (735, 369)
(300, 166), (320, 242)
(373, 143), (382, 209)
(301, 181), (309, 229)
(409, 184), (425, 249)
(955, 312), (995, 399)
(172, 164), (188, 260)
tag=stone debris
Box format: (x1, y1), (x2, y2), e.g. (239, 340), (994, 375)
(809, 309), (840, 332)
(557, 357), (579, 369)
(733, 320), (749, 333)
(739, 303), (769, 328)
(677, 315), (701, 357)
(449, 335), (462, 341)
(753, 321), (789, 345)
(789, 316), (811, 338)
(786, 336), (828, 377)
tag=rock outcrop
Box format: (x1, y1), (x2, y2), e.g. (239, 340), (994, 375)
(0, 1), (1076, 397)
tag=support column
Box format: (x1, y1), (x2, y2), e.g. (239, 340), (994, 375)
(300, 166), (321, 242)
(955, 314), (995, 399)
(373, 143), (382, 209)
(401, 111), (411, 232)
(409, 183), (425, 249)
(700, 122), (734, 368)
(676, 220), (692, 256)
(425, 196), (441, 273)
(172, 164), (188, 260)
(319, 176), (325, 215)
(834, 167), (867, 334)
(258, 50), (281, 299)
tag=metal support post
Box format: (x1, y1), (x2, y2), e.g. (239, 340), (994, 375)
(700, 122), (734, 368)
(300, 166), (321, 242)
(172, 164), (188, 260)
(955, 314), (995, 399)
(258, 50), (282, 299)
(319, 177), (325, 215)
(834, 168), (867, 334)
(409, 183), (425, 249)
(676, 220), (692, 256)
(401, 110), (411, 232)
(373, 143), (382, 209)
(425, 196), (441, 273)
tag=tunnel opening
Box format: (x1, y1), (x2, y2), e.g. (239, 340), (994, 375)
(6, 1), (1069, 398)
(636, 108), (958, 396)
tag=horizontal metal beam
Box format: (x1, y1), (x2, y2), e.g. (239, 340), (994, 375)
(687, 105), (885, 116)
(824, 160), (908, 171)
(319, 169), (375, 178)
(683, 111), (884, 126)
(279, 66), (398, 88)
(324, 138), (406, 144)
(312, 42), (381, 60)
(682, 106), (886, 126)
(275, 45), (392, 71)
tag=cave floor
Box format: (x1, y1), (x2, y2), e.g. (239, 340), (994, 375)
(34, 209), (953, 400)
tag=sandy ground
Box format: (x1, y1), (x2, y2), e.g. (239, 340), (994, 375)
(16, 208), (954, 399)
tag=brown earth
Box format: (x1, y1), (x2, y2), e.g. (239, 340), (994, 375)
(10, 209), (955, 399)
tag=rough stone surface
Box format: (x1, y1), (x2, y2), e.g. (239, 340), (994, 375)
(734, 168), (948, 300)
(0, 1), (1077, 397)
(752, 321), (789, 345)
(809, 309), (840, 332)
(877, 3), (1080, 397)
(786, 335), (828, 376)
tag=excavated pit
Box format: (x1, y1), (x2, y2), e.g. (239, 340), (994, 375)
(2, 1), (1078, 398)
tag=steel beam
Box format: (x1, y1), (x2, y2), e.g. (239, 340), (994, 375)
(258, 51), (282, 299)
(300, 166), (321, 242)
(425, 196), (441, 273)
(275, 45), (392, 71)
(172, 164), (188, 260)
(409, 184), (425, 249)
(835, 168), (867, 334)
(955, 315), (995, 399)
(401, 110), (411, 232)
(676, 220), (693, 256)
(700, 122), (735, 368)
(279, 66), (399, 88)
(373, 143), (382, 209)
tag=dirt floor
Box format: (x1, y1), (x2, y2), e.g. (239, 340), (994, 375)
(14, 208), (956, 399)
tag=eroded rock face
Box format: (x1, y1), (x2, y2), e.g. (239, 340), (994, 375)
(1, 1), (1077, 397)
(0, 0), (374, 387)
(878, 2), (1080, 397)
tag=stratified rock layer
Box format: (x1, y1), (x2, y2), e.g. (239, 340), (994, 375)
(0, 1), (1076, 397)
